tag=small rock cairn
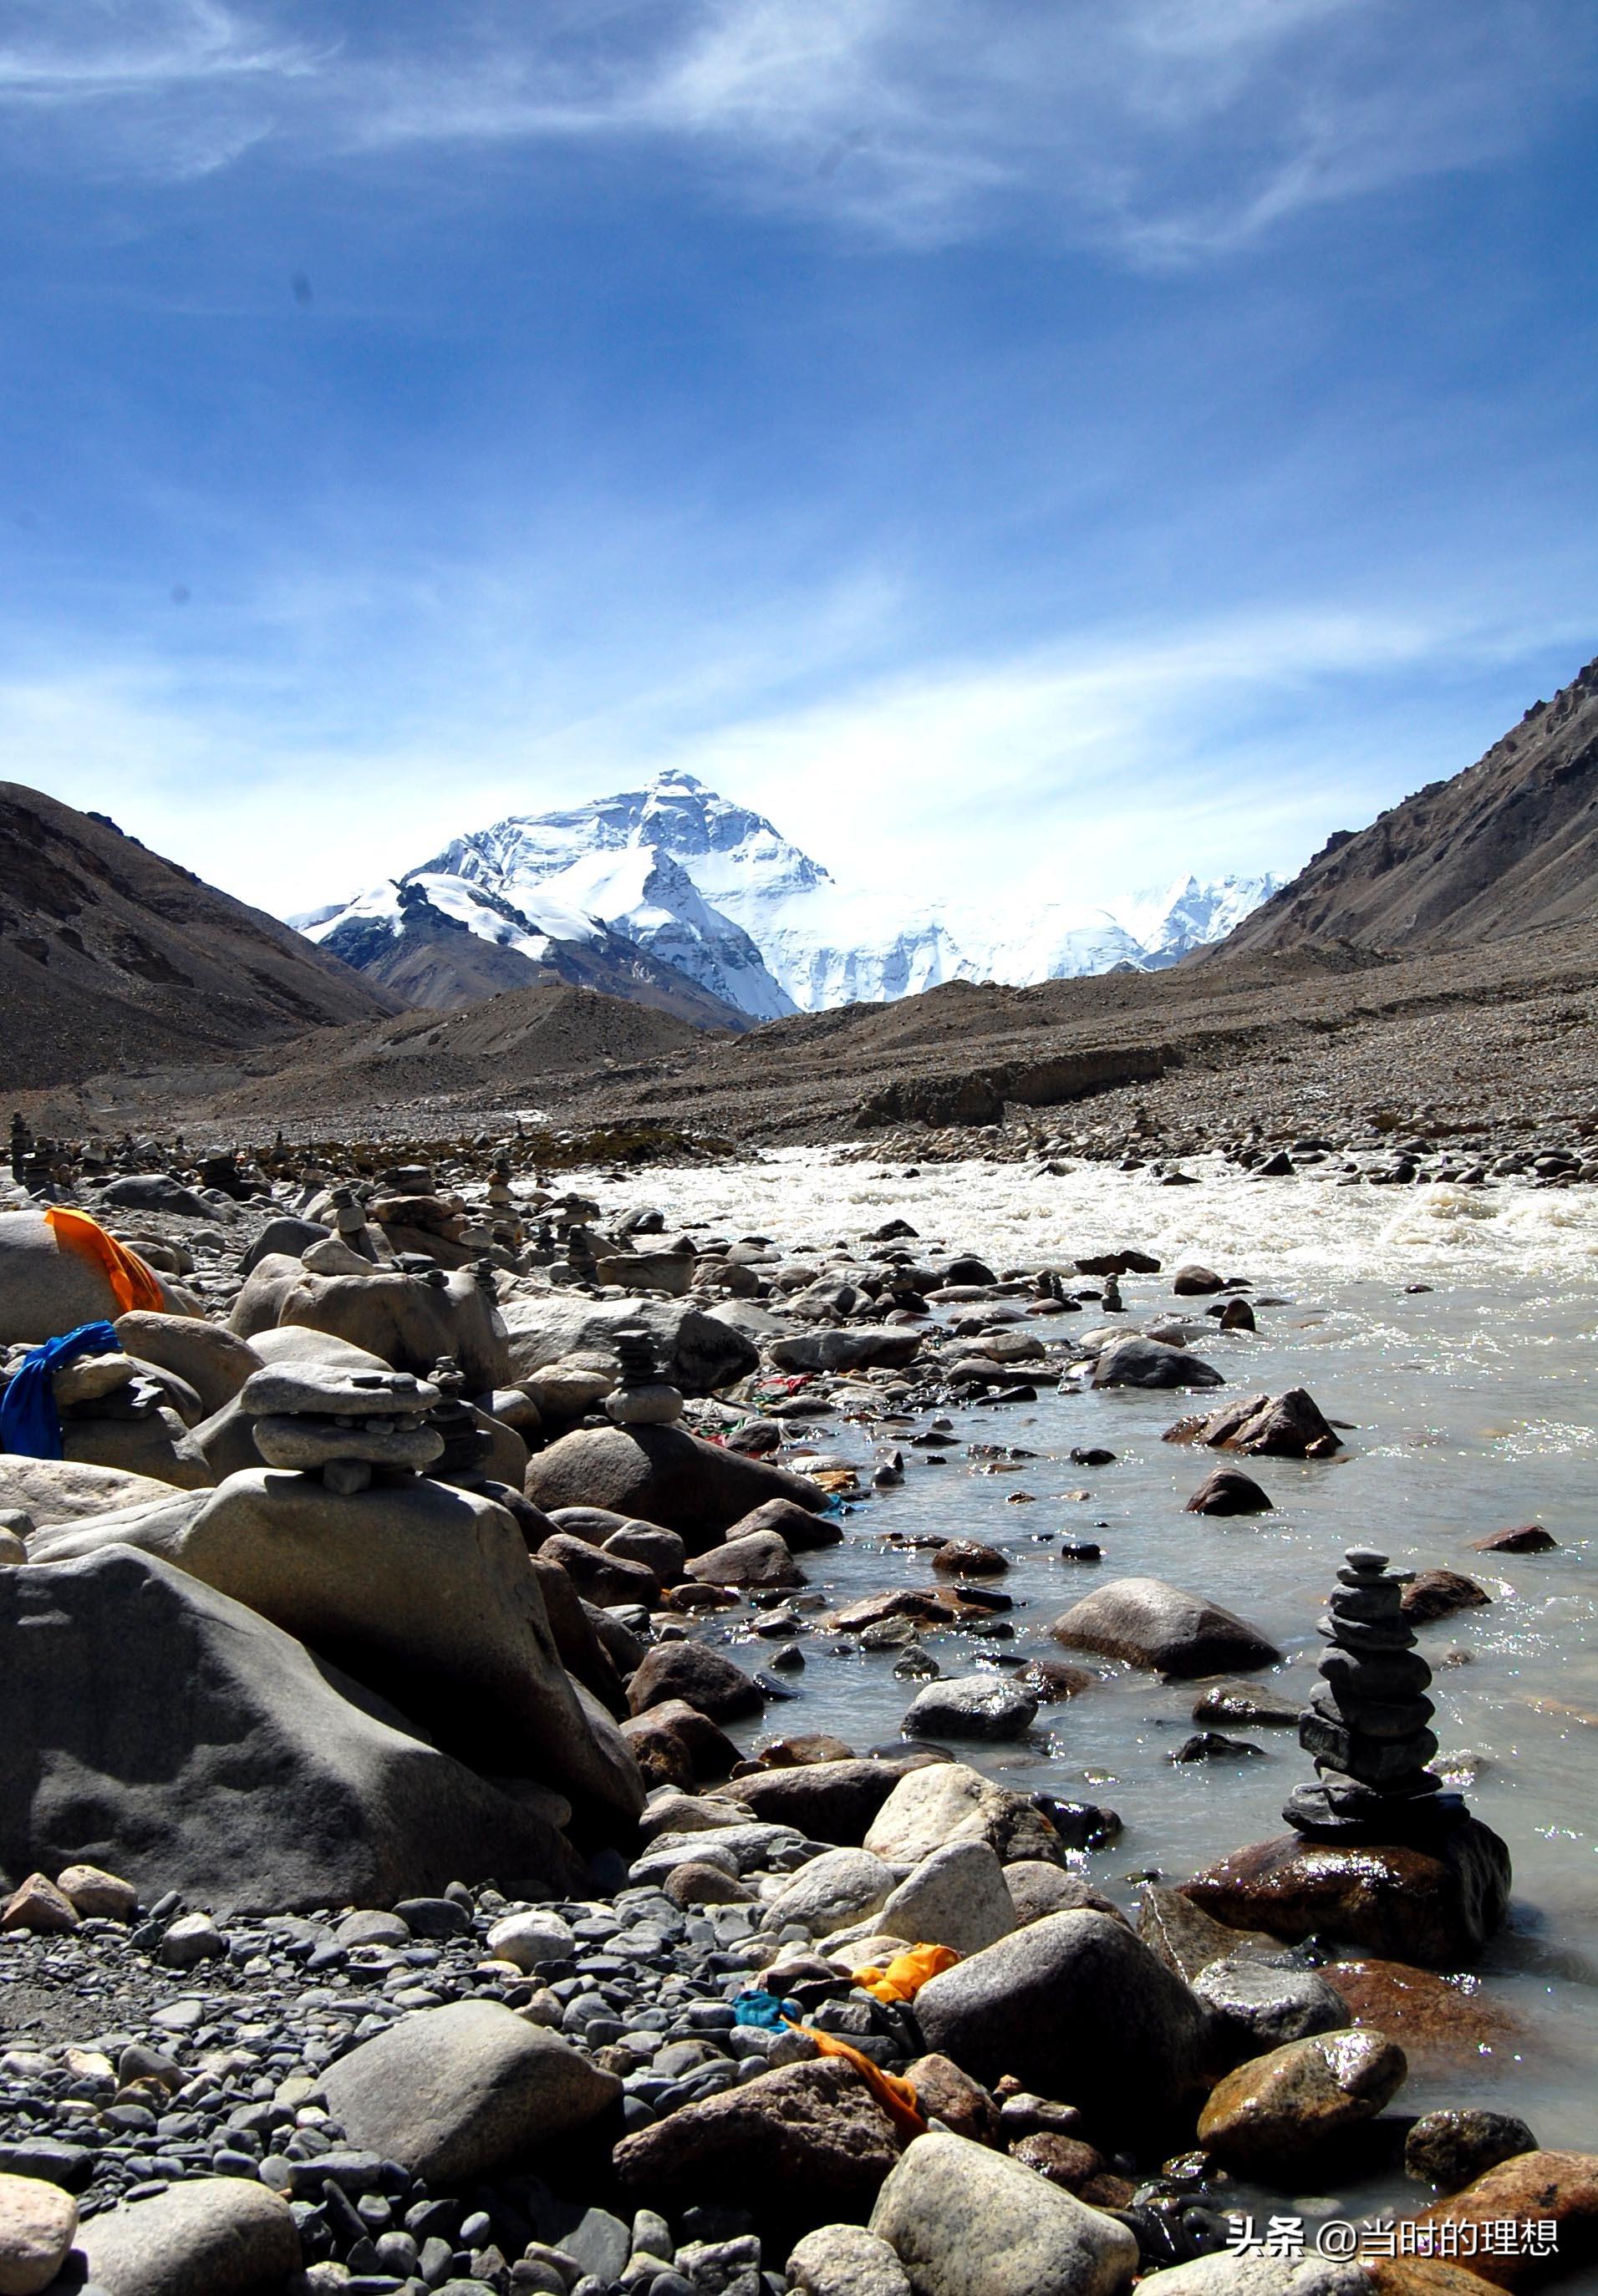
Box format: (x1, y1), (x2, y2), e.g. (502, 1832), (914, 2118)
(1283, 1544), (1463, 1843)
(243, 1363), (443, 1496)
(603, 1327), (685, 1428)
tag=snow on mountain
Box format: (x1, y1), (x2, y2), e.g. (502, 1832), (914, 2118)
(300, 770), (1277, 1018)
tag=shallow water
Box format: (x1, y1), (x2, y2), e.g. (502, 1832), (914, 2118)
(566, 1152), (1598, 2226)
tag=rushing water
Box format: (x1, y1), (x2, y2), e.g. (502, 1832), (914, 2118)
(565, 1151), (1598, 2213)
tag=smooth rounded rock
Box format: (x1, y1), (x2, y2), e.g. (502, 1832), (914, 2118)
(868, 2130), (1138, 2296)
(70, 2177), (300, 2296)
(0, 2171), (77, 2296)
(901, 1674), (1037, 1743)
(1197, 2027), (1407, 2175)
(878, 1841), (1017, 1957)
(787, 2222), (914, 2296)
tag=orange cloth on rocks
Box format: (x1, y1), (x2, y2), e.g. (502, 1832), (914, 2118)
(43, 1206), (165, 1314)
(785, 2024), (927, 2139)
(852, 1943), (959, 2004)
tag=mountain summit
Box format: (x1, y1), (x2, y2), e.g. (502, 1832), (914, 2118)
(304, 770), (1272, 1017)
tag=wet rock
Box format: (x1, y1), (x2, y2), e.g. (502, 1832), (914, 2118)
(1469, 1525), (1557, 1555)
(1401, 1570), (1491, 1623)
(322, 1999), (619, 2181)
(1092, 1335), (1224, 1390)
(629, 1642), (766, 1722)
(914, 1912), (1218, 2148)
(1193, 1955), (1351, 2050)
(1173, 1389), (1342, 1460)
(863, 1762), (1069, 1868)
(712, 1758), (927, 1845)
(1173, 1731), (1264, 1762)
(878, 1841), (1017, 1957)
(500, 1293), (759, 1394)
(903, 2055), (1003, 2146)
(686, 1528), (807, 1590)
(614, 2059), (903, 2227)
(1006, 2131), (1105, 2192)
(768, 1329), (924, 1374)
(1173, 1264), (1226, 1296)
(1197, 2027), (1407, 2175)
(1052, 1577), (1280, 1678)
(725, 1495), (846, 1552)
(1137, 1883), (1280, 1983)
(0, 1548), (583, 1915)
(901, 1674), (1038, 1742)
(1191, 1680), (1300, 1728)
(868, 2128), (1138, 2296)
(1413, 2150), (1598, 2287)
(932, 1540), (1010, 1577)
(523, 1423), (827, 1546)
(0, 2168), (76, 2294)
(1319, 1959), (1519, 2070)
(1184, 1469), (1274, 1516)
(69, 2177), (299, 2296)
(1181, 1823), (1512, 1967)
(1405, 2108), (1540, 2192)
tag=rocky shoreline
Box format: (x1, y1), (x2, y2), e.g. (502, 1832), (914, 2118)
(1, 1135), (1594, 2296)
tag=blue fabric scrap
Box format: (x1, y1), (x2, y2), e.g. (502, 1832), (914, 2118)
(0, 1320), (121, 1461)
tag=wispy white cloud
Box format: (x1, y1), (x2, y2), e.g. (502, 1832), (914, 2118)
(3, 0), (1590, 255)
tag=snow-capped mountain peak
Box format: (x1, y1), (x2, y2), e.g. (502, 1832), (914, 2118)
(301, 772), (1278, 1019)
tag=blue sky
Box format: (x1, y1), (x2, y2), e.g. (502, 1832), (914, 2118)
(2, 0), (1595, 919)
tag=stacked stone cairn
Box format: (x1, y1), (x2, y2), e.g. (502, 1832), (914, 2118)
(1283, 1544), (1460, 1842)
(244, 1362), (442, 1496)
(424, 1353), (494, 1485)
(603, 1327), (684, 1427)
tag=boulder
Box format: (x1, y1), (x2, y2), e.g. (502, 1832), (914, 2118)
(58, 1399), (212, 1491)
(622, 1699), (742, 1787)
(539, 1532), (660, 1609)
(67, 2177), (299, 2296)
(1185, 1468), (1274, 1516)
(868, 2130), (1138, 2296)
(526, 1555), (629, 1716)
(863, 1764), (1068, 1869)
(767, 1329), (924, 1374)
(628, 1641), (765, 1723)
(1137, 1884), (1280, 1984)
(1401, 1570), (1490, 1624)
(261, 1264), (509, 1390)
(1412, 2151), (1598, 2288)
(1320, 1961), (1519, 2072)
(613, 2059), (903, 2227)
(0, 2166), (76, 2293)
(901, 1674), (1038, 1742)
(246, 1325), (390, 1371)
(524, 1424), (827, 1548)
(111, 1313), (263, 1419)
(603, 1521), (687, 1580)
(1181, 1824), (1513, 1967)
(1405, 2110), (1540, 2193)
(1051, 1578), (1280, 1678)
(0, 1210), (186, 1346)
(501, 1293), (758, 1395)
(762, 1847), (900, 1936)
(1005, 1862), (1127, 1929)
(0, 1549), (586, 1915)
(788, 2223), (914, 2296)
(1197, 2028), (1407, 2175)
(727, 1496), (845, 1552)
(1192, 1956), (1351, 2051)
(320, 1999), (618, 2182)
(878, 1841), (1017, 1957)
(1140, 2260), (1366, 2294)
(1092, 1335), (1223, 1389)
(712, 1758), (930, 1845)
(914, 1912), (1219, 2146)
(30, 1470), (645, 1831)
(1174, 1389), (1342, 1460)
(686, 1528), (806, 1590)
(903, 2054), (1003, 2146)
(0, 1457), (175, 1526)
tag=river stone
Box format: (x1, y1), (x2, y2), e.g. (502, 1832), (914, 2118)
(1180, 1824), (1513, 1967)
(613, 2059), (903, 2227)
(622, 1699), (742, 1786)
(603, 1521), (687, 1579)
(878, 1840), (1017, 1957)
(712, 1759), (929, 1844)
(787, 2222), (914, 2296)
(1138, 2258), (1366, 2294)
(1051, 1578), (1280, 1677)
(1412, 2149), (1598, 2283)
(523, 1423), (827, 1547)
(252, 1262), (509, 1391)
(914, 1912), (1218, 2147)
(539, 1532), (661, 1608)
(1197, 2028), (1407, 2174)
(69, 2175), (299, 2296)
(1404, 2109), (1540, 2192)
(1005, 1862), (1127, 1928)
(0, 2167), (77, 2294)
(1401, 1570), (1490, 1624)
(1318, 1959), (1518, 2071)
(628, 1642), (765, 1722)
(726, 1496), (846, 1552)
(766, 1329), (924, 1374)
(31, 1465), (644, 1826)
(1184, 1468), (1275, 1516)
(112, 1313), (263, 1418)
(0, 1548), (584, 1915)
(0, 1457), (180, 1527)
(1092, 1335), (1224, 1389)
(763, 1847), (900, 1935)
(484, 1909), (579, 1972)
(321, 2000), (619, 2181)
(868, 2130), (1138, 2296)
(1179, 1389), (1342, 1460)
(501, 1294), (758, 1395)
(686, 1527), (807, 1590)
(1193, 1955), (1351, 2050)
(863, 1763), (1067, 1868)
(0, 1209), (187, 1345)
(901, 1674), (1038, 1742)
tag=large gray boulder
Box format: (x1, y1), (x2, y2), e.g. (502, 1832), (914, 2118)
(912, 1912), (1219, 2146)
(501, 1293), (758, 1396)
(320, 1999), (619, 2182)
(1051, 1578), (1280, 1679)
(713, 1759), (931, 1845)
(68, 2177), (300, 2296)
(112, 1313), (263, 1419)
(0, 1456), (176, 1527)
(868, 2131), (1137, 2296)
(232, 1262), (508, 1390)
(28, 1468), (645, 1828)
(0, 1209), (189, 1345)
(1132, 2258), (1365, 2296)
(0, 1549), (586, 1915)
(878, 1841), (1017, 1958)
(766, 1329), (923, 1374)
(523, 1423), (828, 1548)
(863, 1762), (1067, 1869)
(1091, 1335), (1223, 1390)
